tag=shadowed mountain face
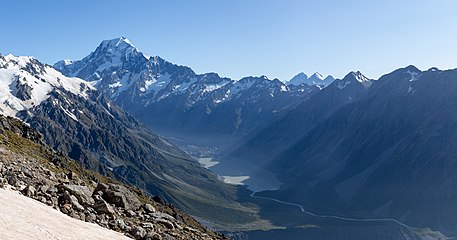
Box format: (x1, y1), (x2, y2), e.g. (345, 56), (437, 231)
(55, 37), (319, 144)
(234, 66), (457, 235)
(0, 53), (253, 227)
(228, 71), (372, 166)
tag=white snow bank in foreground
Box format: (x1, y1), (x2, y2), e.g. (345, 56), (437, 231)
(0, 187), (131, 240)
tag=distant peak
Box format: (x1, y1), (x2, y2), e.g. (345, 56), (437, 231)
(310, 72), (324, 80)
(393, 65), (422, 78)
(59, 59), (73, 66)
(288, 72), (308, 81)
(288, 71), (334, 87)
(98, 37), (137, 53)
(4, 53), (33, 61)
(108, 37), (133, 46)
(324, 75), (335, 81)
(348, 71), (369, 82)
(339, 71), (372, 88)
(294, 72), (308, 78)
(119, 36), (132, 45)
(404, 65), (422, 74)
(2, 54), (36, 68)
(405, 64), (419, 70)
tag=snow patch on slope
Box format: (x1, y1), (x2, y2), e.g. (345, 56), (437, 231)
(230, 78), (257, 97)
(407, 70), (420, 82)
(336, 80), (351, 90)
(351, 71), (372, 87)
(0, 187), (130, 240)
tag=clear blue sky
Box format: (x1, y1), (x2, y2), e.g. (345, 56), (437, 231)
(2, 0), (457, 80)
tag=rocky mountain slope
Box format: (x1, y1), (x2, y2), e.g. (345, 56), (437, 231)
(235, 66), (457, 236)
(0, 53), (255, 228)
(54, 37), (319, 143)
(228, 71), (372, 166)
(0, 114), (226, 240)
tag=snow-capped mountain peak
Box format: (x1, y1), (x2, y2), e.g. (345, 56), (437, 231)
(310, 72), (324, 80)
(98, 37), (136, 54)
(402, 66), (422, 82)
(260, 75), (269, 80)
(54, 37), (321, 137)
(0, 54), (93, 117)
(349, 71), (369, 83)
(335, 71), (372, 89)
(288, 72), (308, 86)
(59, 59), (73, 66)
(54, 37), (152, 88)
(288, 71), (334, 87)
(92, 37), (142, 64)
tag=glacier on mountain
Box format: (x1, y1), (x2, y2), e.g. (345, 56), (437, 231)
(0, 54), (93, 117)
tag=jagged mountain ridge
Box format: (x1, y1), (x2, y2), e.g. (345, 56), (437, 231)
(0, 54), (93, 116)
(55, 37), (320, 142)
(0, 53), (253, 227)
(234, 65), (457, 236)
(287, 72), (335, 87)
(228, 71), (373, 165)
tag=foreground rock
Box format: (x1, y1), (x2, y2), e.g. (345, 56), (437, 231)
(0, 115), (226, 240)
(0, 187), (130, 240)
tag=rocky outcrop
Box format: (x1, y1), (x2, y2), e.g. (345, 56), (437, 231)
(12, 78), (33, 101)
(94, 183), (142, 210)
(0, 115), (226, 240)
(0, 116), (42, 144)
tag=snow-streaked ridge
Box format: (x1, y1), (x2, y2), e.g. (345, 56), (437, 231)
(335, 71), (372, 89)
(350, 71), (369, 83)
(288, 71), (334, 87)
(0, 54), (94, 117)
(98, 37), (137, 53)
(350, 71), (372, 88)
(55, 37), (317, 112)
(310, 72), (325, 80)
(407, 70), (420, 82)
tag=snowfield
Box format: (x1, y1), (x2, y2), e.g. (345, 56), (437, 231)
(0, 54), (94, 118)
(0, 187), (131, 240)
